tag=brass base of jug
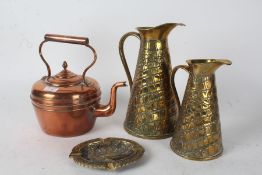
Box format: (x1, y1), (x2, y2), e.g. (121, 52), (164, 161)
(170, 140), (223, 161)
(124, 125), (173, 139)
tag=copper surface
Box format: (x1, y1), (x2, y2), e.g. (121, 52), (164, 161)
(31, 34), (126, 137)
(39, 34), (96, 83)
(94, 82), (127, 117)
(45, 34), (89, 45)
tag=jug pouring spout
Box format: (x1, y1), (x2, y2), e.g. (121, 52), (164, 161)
(137, 23), (185, 40)
(186, 59), (232, 75)
(216, 59), (232, 65)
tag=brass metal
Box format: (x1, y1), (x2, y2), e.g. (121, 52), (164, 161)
(31, 34), (126, 137)
(119, 23), (185, 139)
(170, 59), (232, 160)
(69, 137), (145, 170)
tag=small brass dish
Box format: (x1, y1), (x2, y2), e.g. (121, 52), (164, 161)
(69, 137), (145, 170)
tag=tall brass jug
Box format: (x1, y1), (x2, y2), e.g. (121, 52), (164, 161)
(170, 59), (232, 160)
(119, 23), (185, 139)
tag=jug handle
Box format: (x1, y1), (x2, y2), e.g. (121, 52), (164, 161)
(39, 34), (97, 85)
(119, 32), (141, 90)
(171, 65), (189, 118)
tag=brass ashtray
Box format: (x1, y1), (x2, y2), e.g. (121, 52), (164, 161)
(69, 137), (145, 170)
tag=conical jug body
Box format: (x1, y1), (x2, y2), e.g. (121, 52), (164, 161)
(170, 59), (232, 160)
(119, 23), (184, 139)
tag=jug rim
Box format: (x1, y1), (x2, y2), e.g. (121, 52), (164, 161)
(186, 59), (232, 65)
(136, 23), (185, 31)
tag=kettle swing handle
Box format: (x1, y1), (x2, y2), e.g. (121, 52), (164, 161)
(39, 34), (97, 85)
(171, 65), (190, 118)
(119, 32), (141, 90)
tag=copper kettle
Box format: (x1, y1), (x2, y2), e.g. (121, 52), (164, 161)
(31, 34), (126, 137)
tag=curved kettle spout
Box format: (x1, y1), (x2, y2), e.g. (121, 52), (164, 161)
(94, 81), (127, 117)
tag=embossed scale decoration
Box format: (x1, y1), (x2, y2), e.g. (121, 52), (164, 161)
(119, 23), (185, 139)
(69, 137), (145, 170)
(170, 59), (232, 160)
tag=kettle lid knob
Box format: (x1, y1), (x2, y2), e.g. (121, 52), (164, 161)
(62, 61), (68, 70)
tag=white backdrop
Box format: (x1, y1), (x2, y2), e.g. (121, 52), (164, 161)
(0, 0), (261, 174)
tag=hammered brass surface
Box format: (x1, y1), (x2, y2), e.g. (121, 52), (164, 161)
(69, 137), (145, 170)
(170, 59), (231, 160)
(119, 23), (184, 139)
(123, 39), (176, 139)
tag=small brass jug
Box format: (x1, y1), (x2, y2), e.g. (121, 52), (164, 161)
(170, 59), (232, 160)
(119, 23), (185, 139)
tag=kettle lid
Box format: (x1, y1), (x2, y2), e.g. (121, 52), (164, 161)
(30, 62), (101, 110)
(45, 61), (82, 87)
